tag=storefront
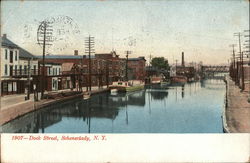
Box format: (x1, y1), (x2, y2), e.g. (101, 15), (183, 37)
(1, 80), (25, 95)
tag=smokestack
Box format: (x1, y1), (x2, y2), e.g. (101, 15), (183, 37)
(74, 50), (78, 56)
(182, 52), (185, 67)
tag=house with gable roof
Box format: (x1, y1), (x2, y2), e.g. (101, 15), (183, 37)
(1, 34), (38, 95)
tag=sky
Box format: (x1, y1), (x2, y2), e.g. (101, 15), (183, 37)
(1, 0), (249, 65)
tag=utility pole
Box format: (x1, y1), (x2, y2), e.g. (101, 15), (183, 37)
(234, 32), (244, 90)
(37, 21), (53, 99)
(175, 60), (178, 76)
(42, 22), (46, 99)
(243, 30), (250, 58)
(230, 44), (236, 81)
(243, 30), (250, 101)
(26, 57), (33, 100)
(125, 50), (131, 81)
(106, 60), (109, 88)
(85, 36), (95, 92)
(149, 53), (152, 69)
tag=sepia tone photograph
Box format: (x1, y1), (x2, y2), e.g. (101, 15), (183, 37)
(0, 0), (249, 162)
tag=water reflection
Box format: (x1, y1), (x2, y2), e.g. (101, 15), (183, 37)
(1, 79), (226, 133)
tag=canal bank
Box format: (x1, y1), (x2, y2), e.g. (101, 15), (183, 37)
(224, 77), (250, 133)
(0, 88), (110, 125)
(2, 80), (226, 133)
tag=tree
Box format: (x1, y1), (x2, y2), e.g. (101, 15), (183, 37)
(151, 57), (169, 70)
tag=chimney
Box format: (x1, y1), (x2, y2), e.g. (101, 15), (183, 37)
(181, 52), (185, 67)
(74, 50), (78, 56)
(3, 34), (7, 38)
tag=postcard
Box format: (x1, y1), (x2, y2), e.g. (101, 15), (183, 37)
(0, 0), (250, 162)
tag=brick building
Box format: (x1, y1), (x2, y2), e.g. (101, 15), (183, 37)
(95, 51), (126, 82)
(36, 51), (126, 86)
(38, 62), (62, 91)
(127, 57), (146, 81)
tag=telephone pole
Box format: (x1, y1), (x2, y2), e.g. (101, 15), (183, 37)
(37, 21), (53, 99)
(85, 36), (95, 92)
(234, 32), (244, 90)
(229, 44), (236, 81)
(106, 60), (109, 88)
(125, 50), (131, 81)
(26, 58), (32, 100)
(149, 53), (153, 69)
(243, 30), (250, 101)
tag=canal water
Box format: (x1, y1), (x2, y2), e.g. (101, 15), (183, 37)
(1, 79), (226, 133)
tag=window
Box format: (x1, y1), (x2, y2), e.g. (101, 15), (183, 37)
(4, 64), (8, 75)
(55, 68), (57, 75)
(10, 51), (13, 63)
(15, 51), (18, 61)
(52, 79), (55, 88)
(33, 65), (36, 74)
(9, 65), (13, 76)
(24, 65), (27, 75)
(5, 49), (8, 60)
(58, 68), (61, 75)
(15, 65), (17, 75)
(19, 65), (22, 75)
(48, 67), (51, 75)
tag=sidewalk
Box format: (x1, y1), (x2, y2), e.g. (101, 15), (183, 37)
(0, 86), (108, 110)
(0, 94), (35, 110)
(0, 86), (110, 125)
(225, 78), (250, 133)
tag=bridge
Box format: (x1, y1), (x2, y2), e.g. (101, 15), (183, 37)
(201, 65), (229, 79)
(201, 66), (229, 73)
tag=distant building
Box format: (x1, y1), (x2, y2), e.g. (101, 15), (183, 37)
(37, 51), (126, 85)
(174, 52), (196, 80)
(95, 51), (126, 82)
(127, 57), (146, 81)
(145, 66), (169, 84)
(176, 66), (195, 79)
(61, 63), (82, 90)
(1, 34), (38, 95)
(38, 62), (61, 91)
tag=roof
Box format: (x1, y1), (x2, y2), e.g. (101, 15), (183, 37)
(62, 63), (75, 72)
(42, 62), (62, 66)
(35, 55), (95, 59)
(1, 36), (19, 48)
(1, 35), (36, 59)
(19, 47), (37, 59)
(128, 57), (146, 61)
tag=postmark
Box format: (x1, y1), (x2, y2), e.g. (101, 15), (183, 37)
(37, 15), (80, 53)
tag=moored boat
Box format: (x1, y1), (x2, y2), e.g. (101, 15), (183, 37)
(110, 80), (144, 92)
(171, 76), (187, 83)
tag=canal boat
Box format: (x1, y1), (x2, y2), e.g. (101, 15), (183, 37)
(150, 76), (161, 85)
(160, 81), (170, 86)
(171, 76), (187, 83)
(110, 80), (144, 92)
(83, 92), (90, 100)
